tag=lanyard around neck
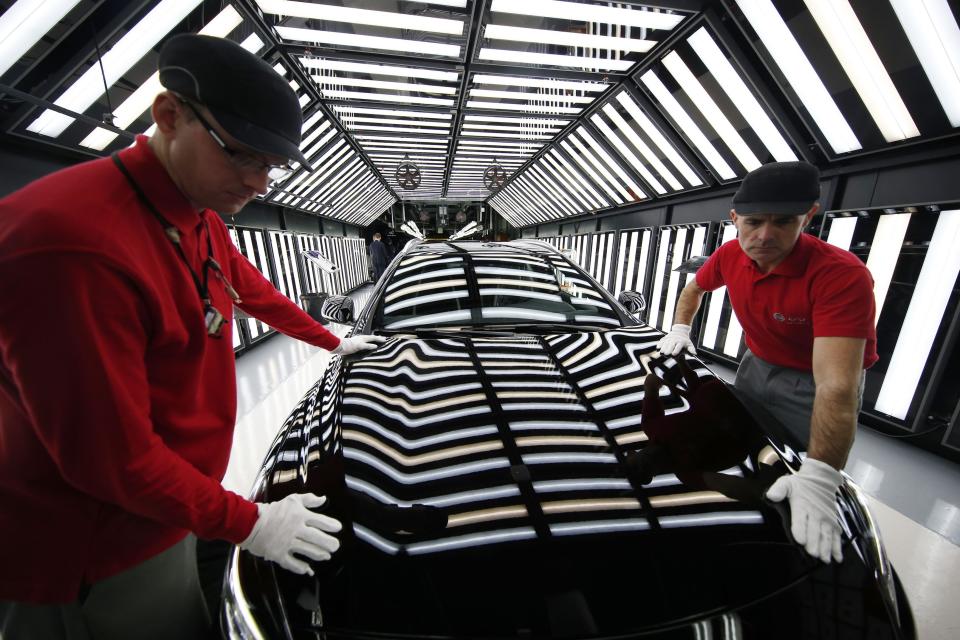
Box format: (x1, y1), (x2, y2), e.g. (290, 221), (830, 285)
(111, 153), (239, 305)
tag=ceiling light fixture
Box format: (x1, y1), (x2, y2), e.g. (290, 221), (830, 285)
(889, 0), (960, 127)
(804, 0), (918, 142)
(0, 0), (80, 78)
(277, 26), (460, 57)
(477, 48), (633, 71)
(299, 57), (459, 82)
(614, 92), (700, 186)
(686, 28), (796, 162)
(483, 24), (655, 53)
(472, 74), (607, 92)
(489, 0), (684, 31)
(734, 0), (860, 154)
(257, 0), (463, 35)
(27, 0), (203, 138)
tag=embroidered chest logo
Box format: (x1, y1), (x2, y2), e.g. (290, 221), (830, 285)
(773, 312), (807, 325)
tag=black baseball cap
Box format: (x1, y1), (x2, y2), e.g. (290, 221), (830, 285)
(158, 34), (311, 169)
(732, 161), (819, 216)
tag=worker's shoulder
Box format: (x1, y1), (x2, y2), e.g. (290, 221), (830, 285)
(0, 156), (135, 258)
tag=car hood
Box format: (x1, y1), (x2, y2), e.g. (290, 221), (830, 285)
(257, 326), (826, 637)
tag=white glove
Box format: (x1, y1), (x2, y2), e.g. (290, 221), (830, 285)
(239, 493), (342, 576)
(656, 324), (695, 356)
(766, 458), (844, 563)
(332, 334), (386, 355)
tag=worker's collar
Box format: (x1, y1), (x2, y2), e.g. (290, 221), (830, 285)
(738, 232), (813, 279)
(116, 135), (207, 234)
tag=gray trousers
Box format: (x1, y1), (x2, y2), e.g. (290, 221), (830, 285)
(0, 535), (210, 640)
(734, 350), (864, 449)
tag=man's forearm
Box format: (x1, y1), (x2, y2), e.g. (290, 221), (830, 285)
(673, 281), (705, 325)
(807, 384), (859, 469)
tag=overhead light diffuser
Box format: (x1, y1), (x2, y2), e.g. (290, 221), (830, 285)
(889, 0), (960, 127)
(299, 57), (458, 82)
(321, 90), (454, 106)
(277, 26), (460, 57)
(80, 5), (244, 150)
(313, 76), (456, 94)
(470, 88), (594, 103)
(804, 0), (919, 142)
(734, 0), (860, 154)
(875, 210), (960, 420)
(687, 27), (796, 162)
(472, 74), (606, 92)
(865, 213), (911, 326)
(0, 0), (80, 78)
(478, 48), (633, 71)
(615, 92), (701, 186)
(483, 24), (654, 53)
(257, 0), (463, 35)
(335, 106), (451, 119)
(641, 70), (736, 180)
(27, 0), (202, 138)
(467, 99), (580, 114)
(490, 0), (684, 30)
(591, 112), (666, 194)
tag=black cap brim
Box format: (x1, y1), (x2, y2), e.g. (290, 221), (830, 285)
(210, 105), (312, 171)
(733, 200), (814, 216)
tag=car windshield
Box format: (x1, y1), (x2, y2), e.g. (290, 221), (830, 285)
(376, 246), (623, 330)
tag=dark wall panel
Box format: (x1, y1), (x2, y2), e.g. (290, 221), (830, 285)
(284, 210), (322, 234)
(227, 201), (282, 230)
(670, 194), (734, 224)
(599, 207), (667, 231)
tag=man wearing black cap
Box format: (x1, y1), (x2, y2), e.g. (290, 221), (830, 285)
(0, 35), (383, 638)
(657, 161), (877, 565)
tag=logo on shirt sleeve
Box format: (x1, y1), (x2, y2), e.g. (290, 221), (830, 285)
(773, 311), (808, 325)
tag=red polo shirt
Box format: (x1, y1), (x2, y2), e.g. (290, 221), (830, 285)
(695, 233), (878, 371)
(0, 136), (340, 603)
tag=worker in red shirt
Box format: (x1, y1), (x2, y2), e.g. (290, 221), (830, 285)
(0, 35), (384, 638)
(657, 161), (877, 565)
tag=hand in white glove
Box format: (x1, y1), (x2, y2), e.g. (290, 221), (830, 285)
(766, 458), (844, 563)
(239, 493), (342, 576)
(656, 324), (696, 356)
(332, 334), (386, 356)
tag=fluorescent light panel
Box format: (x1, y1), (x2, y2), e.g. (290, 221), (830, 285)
(734, 0), (860, 154)
(470, 88), (594, 103)
(322, 89), (454, 106)
(490, 0), (684, 30)
(483, 24), (654, 53)
(276, 26), (460, 57)
(875, 210), (960, 420)
(27, 0), (202, 137)
(889, 0), (960, 127)
(81, 5), (246, 151)
(590, 112), (666, 194)
(472, 74), (606, 92)
(335, 106), (451, 119)
(641, 70), (736, 180)
(0, 0), (81, 78)
(478, 48), (633, 71)
(300, 57), (458, 82)
(865, 213), (911, 327)
(804, 0), (918, 142)
(687, 28), (796, 162)
(825, 216), (857, 251)
(467, 99), (580, 114)
(257, 0), (463, 35)
(312, 75), (456, 94)
(614, 92), (701, 186)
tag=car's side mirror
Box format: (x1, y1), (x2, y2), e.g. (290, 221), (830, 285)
(320, 295), (355, 325)
(618, 290), (646, 315)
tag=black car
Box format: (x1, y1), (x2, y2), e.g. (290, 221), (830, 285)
(221, 240), (914, 640)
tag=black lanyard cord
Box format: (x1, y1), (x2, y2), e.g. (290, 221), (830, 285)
(112, 153), (218, 304)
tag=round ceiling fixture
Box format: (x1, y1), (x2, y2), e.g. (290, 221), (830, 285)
(395, 154), (421, 190)
(483, 160), (508, 192)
